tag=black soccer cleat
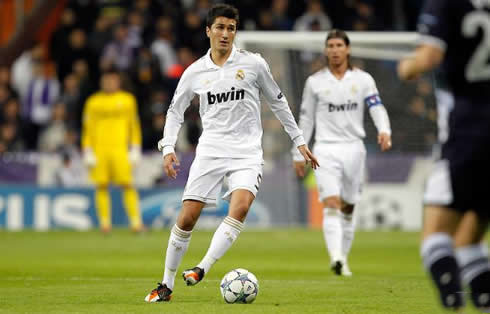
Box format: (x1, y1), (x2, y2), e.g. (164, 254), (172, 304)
(429, 256), (464, 310)
(331, 260), (343, 276)
(469, 271), (490, 312)
(182, 267), (205, 286)
(144, 283), (172, 303)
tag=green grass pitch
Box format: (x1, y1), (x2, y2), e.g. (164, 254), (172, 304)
(0, 229), (486, 313)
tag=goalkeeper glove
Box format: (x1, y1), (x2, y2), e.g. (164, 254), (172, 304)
(83, 149), (96, 167)
(129, 146), (142, 165)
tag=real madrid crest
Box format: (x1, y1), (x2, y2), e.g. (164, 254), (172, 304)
(235, 69), (245, 80)
(351, 85), (358, 94)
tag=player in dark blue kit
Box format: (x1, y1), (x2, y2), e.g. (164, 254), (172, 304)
(398, 0), (490, 311)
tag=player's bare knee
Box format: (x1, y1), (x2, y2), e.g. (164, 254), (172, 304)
(323, 196), (341, 209)
(229, 201), (250, 222)
(177, 200), (204, 230)
(177, 214), (198, 231)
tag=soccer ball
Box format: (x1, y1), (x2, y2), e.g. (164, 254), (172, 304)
(220, 268), (259, 304)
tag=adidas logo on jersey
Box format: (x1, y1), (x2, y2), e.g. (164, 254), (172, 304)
(328, 102), (358, 112)
(207, 87), (245, 105)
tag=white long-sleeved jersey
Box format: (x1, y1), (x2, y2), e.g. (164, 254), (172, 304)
(159, 46), (305, 160)
(292, 67), (390, 160)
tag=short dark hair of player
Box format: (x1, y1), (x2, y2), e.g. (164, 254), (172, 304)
(206, 4), (239, 28)
(325, 29), (352, 69)
(101, 68), (121, 77)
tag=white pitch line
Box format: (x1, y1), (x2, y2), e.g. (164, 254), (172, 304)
(3, 277), (330, 284)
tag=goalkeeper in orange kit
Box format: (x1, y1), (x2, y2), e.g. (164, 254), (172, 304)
(82, 69), (144, 233)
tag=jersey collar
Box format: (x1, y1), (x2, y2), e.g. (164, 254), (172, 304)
(326, 67), (352, 81)
(205, 45), (237, 69)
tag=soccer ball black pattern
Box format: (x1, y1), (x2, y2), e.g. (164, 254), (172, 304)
(220, 268), (259, 304)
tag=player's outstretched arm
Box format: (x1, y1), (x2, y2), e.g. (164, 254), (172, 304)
(397, 45), (444, 81)
(163, 152), (180, 179)
(297, 144), (319, 170)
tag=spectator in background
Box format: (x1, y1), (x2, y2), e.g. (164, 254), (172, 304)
(143, 101), (167, 151)
(180, 10), (208, 55)
(257, 9), (275, 30)
(88, 15), (113, 58)
(294, 0), (332, 63)
(0, 123), (24, 153)
(0, 85), (12, 107)
(11, 44), (45, 101)
(166, 46), (196, 80)
(127, 10), (144, 49)
(293, 0), (332, 31)
(50, 8), (77, 70)
(151, 16), (178, 79)
(130, 47), (162, 112)
(100, 23), (138, 72)
(21, 61), (60, 149)
(55, 28), (96, 83)
(59, 73), (81, 128)
(1, 97), (26, 130)
(38, 102), (68, 153)
(70, 59), (97, 131)
(0, 66), (13, 89)
(270, 0), (294, 30)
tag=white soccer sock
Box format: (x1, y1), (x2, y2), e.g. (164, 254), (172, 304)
(455, 244), (490, 285)
(162, 225), (192, 290)
(323, 208), (342, 262)
(197, 216), (243, 275)
(340, 211), (355, 262)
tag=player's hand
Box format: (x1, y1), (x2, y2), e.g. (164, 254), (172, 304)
(378, 132), (392, 152)
(297, 144), (319, 170)
(293, 160), (307, 178)
(129, 146), (142, 165)
(397, 58), (421, 81)
(83, 149), (96, 167)
(163, 152), (180, 179)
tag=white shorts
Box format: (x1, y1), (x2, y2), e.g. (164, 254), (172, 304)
(313, 141), (366, 204)
(423, 159), (453, 206)
(182, 156), (263, 207)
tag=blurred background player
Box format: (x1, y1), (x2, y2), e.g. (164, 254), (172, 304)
(145, 4), (318, 303)
(81, 69), (144, 233)
(293, 29), (392, 276)
(398, 0), (490, 311)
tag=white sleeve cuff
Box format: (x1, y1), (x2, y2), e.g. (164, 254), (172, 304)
(293, 135), (306, 148)
(162, 146), (175, 156)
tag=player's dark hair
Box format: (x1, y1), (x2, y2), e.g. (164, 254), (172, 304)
(101, 68), (121, 77)
(206, 4), (239, 28)
(325, 29), (352, 69)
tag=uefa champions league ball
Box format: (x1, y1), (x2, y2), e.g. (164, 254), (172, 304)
(220, 268), (259, 304)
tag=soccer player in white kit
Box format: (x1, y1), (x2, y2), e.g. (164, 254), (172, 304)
(292, 29), (392, 276)
(145, 4), (319, 303)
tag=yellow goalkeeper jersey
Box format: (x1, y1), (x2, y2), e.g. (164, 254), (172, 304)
(82, 91), (141, 151)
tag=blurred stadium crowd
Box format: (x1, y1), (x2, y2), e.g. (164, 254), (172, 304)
(0, 0), (434, 157)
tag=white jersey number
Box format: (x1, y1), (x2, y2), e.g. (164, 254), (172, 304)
(462, 11), (490, 82)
